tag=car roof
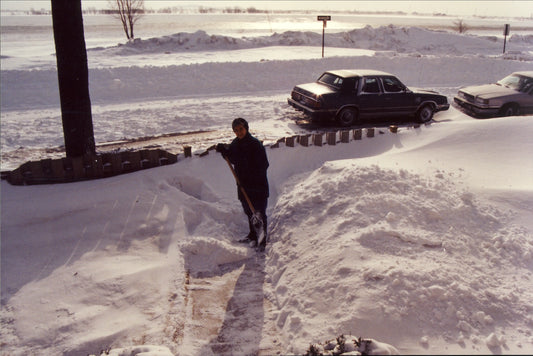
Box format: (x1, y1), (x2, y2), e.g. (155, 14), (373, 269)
(512, 71), (533, 78)
(324, 69), (394, 78)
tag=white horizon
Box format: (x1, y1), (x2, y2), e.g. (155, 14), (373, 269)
(1, 0), (532, 18)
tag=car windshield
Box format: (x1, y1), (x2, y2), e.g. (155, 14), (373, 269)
(318, 73), (344, 88)
(497, 74), (533, 93)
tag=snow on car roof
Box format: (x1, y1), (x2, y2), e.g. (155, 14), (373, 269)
(513, 71), (533, 78)
(324, 69), (394, 78)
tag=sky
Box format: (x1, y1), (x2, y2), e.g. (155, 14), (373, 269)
(1, 0), (533, 18)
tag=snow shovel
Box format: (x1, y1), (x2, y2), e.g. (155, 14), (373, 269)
(223, 156), (265, 248)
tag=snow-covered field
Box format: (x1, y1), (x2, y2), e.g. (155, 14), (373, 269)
(1, 10), (533, 356)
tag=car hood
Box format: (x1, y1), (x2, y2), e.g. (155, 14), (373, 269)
(410, 87), (440, 95)
(459, 83), (517, 98)
(296, 82), (337, 95)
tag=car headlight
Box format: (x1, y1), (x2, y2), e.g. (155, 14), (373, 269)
(475, 97), (489, 106)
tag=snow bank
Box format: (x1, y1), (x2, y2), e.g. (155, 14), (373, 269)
(97, 26), (533, 59)
(268, 162), (533, 352)
(3, 25), (533, 112)
(2, 15), (533, 356)
(2, 116), (533, 355)
(181, 237), (252, 277)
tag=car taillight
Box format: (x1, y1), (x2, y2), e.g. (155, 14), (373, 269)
(312, 95), (322, 108)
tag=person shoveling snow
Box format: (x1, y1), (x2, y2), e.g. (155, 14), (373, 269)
(216, 118), (270, 251)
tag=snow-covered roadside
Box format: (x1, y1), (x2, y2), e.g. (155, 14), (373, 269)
(2, 51), (533, 170)
(1, 26), (532, 150)
(2, 25), (533, 171)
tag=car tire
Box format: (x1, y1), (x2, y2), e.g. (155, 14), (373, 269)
(499, 103), (520, 117)
(337, 107), (359, 127)
(416, 104), (434, 123)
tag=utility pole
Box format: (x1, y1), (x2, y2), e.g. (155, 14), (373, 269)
(51, 0), (95, 157)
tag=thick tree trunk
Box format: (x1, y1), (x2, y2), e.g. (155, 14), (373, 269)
(51, 0), (95, 157)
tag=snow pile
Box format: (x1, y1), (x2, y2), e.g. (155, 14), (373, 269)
(2, 12), (533, 356)
(3, 117), (533, 355)
(509, 33), (533, 45)
(268, 162), (533, 352)
(181, 237), (252, 276)
(97, 26), (533, 58)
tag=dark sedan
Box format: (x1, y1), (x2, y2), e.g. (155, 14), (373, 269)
(288, 69), (449, 126)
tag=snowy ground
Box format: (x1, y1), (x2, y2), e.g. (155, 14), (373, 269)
(2, 15), (533, 169)
(1, 12), (533, 356)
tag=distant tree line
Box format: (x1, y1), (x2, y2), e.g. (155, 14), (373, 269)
(15, 7), (415, 16)
(16, 6), (521, 21)
(15, 6), (270, 16)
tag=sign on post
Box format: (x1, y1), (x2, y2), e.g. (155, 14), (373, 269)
(503, 24), (510, 53)
(317, 15), (331, 57)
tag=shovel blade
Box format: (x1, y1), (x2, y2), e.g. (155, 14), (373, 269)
(251, 211), (265, 246)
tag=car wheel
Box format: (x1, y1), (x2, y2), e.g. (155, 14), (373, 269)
(337, 108), (359, 127)
(416, 104), (434, 123)
(499, 103), (520, 117)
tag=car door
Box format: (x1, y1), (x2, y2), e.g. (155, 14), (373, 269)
(380, 76), (415, 117)
(357, 76), (384, 118)
(517, 77), (533, 113)
(337, 77), (358, 104)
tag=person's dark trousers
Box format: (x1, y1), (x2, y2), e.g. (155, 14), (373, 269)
(240, 197), (268, 242)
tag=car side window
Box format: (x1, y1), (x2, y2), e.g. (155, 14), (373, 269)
(362, 77), (380, 93)
(521, 78), (533, 94)
(382, 77), (404, 93)
(341, 78), (357, 92)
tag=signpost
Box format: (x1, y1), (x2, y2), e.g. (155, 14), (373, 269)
(317, 15), (331, 58)
(503, 24), (510, 53)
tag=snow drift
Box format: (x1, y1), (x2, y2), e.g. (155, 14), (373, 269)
(1, 14), (533, 356)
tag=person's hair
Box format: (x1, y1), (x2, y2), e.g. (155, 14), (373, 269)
(232, 117), (249, 131)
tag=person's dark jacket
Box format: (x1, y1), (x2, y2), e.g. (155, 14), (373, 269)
(226, 132), (269, 201)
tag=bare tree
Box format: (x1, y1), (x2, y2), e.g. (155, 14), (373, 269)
(51, 0), (95, 157)
(453, 19), (468, 34)
(109, 0), (144, 40)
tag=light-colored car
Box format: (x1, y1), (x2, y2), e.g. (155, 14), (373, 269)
(454, 71), (533, 117)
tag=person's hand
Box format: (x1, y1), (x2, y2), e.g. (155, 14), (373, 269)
(216, 143), (228, 157)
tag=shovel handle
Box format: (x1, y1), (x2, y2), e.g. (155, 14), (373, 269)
(224, 156), (257, 214)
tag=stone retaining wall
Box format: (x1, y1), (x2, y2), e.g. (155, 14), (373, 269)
(4, 124), (421, 185)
